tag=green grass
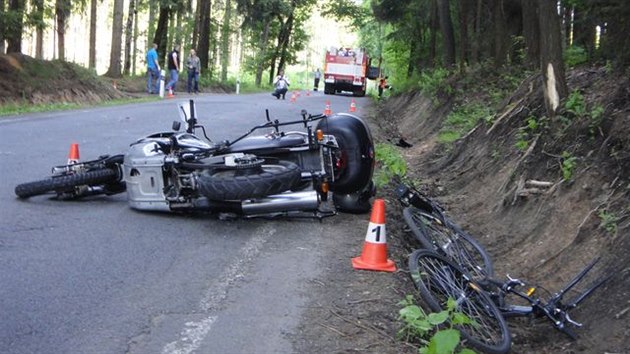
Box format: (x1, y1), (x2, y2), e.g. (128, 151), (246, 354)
(0, 96), (159, 117)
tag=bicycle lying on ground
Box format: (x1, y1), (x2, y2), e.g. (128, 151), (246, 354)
(395, 183), (494, 280)
(393, 181), (611, 353)
(408, 245), (611, 353)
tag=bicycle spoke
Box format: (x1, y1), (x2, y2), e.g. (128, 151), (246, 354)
(407, 207), (491, 279)
(412, 251), (510, 353)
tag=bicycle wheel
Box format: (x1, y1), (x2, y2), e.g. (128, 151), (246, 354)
(408, 249), (511, 354)
(404, 206), (494, 279)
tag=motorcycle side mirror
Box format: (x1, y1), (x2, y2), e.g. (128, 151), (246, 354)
(172, 120), (181, 131)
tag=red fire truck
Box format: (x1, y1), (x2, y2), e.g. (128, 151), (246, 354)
(323, 47), (379, 97)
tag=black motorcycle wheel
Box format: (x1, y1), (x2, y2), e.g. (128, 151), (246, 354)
(197, 160), (301, 201)
(15, 168), (119, 199)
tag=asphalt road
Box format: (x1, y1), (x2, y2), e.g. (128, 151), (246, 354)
(0, 91), (372, 354)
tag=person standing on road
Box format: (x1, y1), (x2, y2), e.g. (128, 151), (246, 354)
(313, 68), (321, 91)
(186, 49), (201, 94)
(146, 43), (161, 94)
(165, 44), (181, 94)
(378, 76), (388, 98)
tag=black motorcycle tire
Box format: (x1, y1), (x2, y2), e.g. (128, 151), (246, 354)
(197, 160), (301, 201)
(15, 168), (119, 199)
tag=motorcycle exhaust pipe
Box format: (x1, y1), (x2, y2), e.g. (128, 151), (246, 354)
(241, 190), (319, 215)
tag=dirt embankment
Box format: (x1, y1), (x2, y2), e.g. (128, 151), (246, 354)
(371, 67), (629, 353)
(0, 53), (129, 105)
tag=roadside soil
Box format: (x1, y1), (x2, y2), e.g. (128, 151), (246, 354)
(3, 53), (628, 353)
(294, 67), (629, 353)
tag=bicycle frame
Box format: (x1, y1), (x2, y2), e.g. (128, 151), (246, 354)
(479, 257), (610, 339)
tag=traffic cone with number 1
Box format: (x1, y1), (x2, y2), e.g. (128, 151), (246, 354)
(352, 199), (396, 272)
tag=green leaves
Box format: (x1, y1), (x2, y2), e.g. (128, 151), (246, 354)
(398, 295), (476, 354)
(424, 329), (460, 354)
(374, 143), (407, 187)
(560, 151), (577, 181)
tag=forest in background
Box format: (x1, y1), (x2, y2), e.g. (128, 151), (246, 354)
(1, 0), (629, 101)
(0, 0), (345, 87)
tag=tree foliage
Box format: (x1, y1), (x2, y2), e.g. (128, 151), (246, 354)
(1, 0), (628, 88)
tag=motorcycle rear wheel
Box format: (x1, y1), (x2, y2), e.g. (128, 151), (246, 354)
(15, 168), (119, 199)
(197, 160), (301, 201)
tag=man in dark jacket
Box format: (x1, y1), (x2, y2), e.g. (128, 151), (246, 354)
(165, 44), (181, 95)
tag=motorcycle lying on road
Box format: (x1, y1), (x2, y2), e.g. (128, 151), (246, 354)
(15, 100), (376, 219)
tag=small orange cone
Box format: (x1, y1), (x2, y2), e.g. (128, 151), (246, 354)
(352, 199), (396, 272)
(167, 87), (174, 98)
(290, 91), (297, 102)
(349, 98), (357, 112)
(306, 90), (311, 96)
(67, 143), (80, 165)
(324, 100), (332, 115)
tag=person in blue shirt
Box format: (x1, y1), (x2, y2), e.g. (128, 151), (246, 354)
(146, 43), (161, 94)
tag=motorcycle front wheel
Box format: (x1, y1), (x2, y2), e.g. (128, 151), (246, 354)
(15, 168), (119, 199)
(197, 160), (301, 201)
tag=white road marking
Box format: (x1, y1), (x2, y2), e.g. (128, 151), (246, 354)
(161, 224), (276, 354)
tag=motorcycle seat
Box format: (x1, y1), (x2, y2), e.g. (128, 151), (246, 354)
(225, 134), (306, 153)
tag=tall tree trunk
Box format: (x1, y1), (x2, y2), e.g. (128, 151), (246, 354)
(192, 0), (202, 49)
(105, 0), (125, 77)
(148, 1), (157, 44)
(153, 5), (171, 67)
(429, 0), (438, 68)
(123, 0), (135, 75)
(197, 0), (211, 70)
(538, 0), (568, 117)
(33, 0), (44, 58)
(0, 0), (5, 54)
(7, 0), (25, 54)
(255, 23), (271, 87)
(521, 0), (539, 69)
(89, 0), (97, 69)
(132, 0), (140, 74)
(55, 0), (71, 60)
(276, 12), (294, 77)
(220, 0), (232, 82)
(471, 0), (482, 64)
(459, 0), (469, 72)
(437, 0), (456, 67)
(492, 0), (508, 67)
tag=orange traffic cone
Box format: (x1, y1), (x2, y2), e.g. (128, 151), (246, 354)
(67, 143), (80, 165)
(349, 98), (357, 112)
(167, 87), (174, 98)
(352, 199), (396, 272)
(290, 91), (297, 102)
(324, 100), (332, 115)
(306, 90), (311, 96)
